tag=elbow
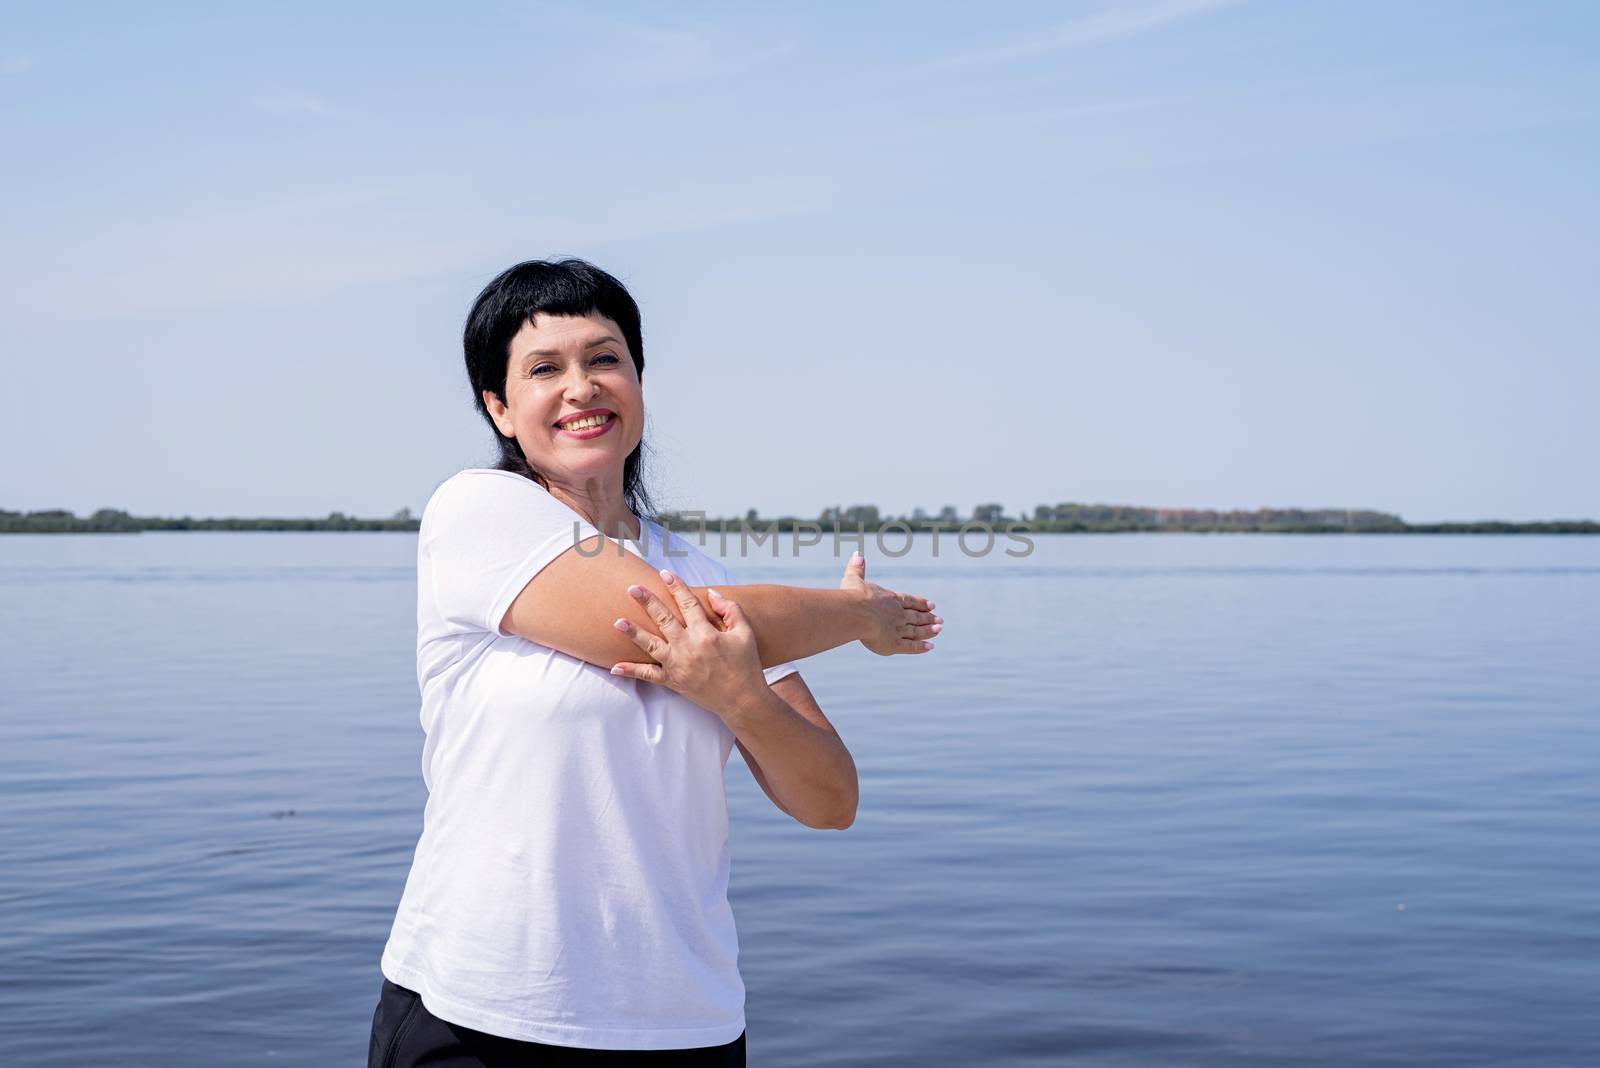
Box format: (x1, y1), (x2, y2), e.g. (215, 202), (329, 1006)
(803, 809), (855, 831)
(802, 785), (858, 831)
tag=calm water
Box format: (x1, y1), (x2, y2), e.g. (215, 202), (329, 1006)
(2, 532), (1597, 1066)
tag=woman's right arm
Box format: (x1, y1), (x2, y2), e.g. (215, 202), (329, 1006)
(499, 537), (938, 670)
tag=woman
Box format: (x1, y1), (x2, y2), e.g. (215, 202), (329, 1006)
(369, 259), (942, 1066)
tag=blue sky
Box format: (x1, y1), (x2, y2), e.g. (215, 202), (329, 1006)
(2, 0), (1595, 522)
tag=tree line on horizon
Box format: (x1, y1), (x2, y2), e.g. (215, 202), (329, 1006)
(4, 503), (1597, 535)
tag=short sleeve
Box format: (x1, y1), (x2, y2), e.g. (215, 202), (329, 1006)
(704, 552), (799, 685)
(421, 470), (603, 637)
(762, 661), (801, 685)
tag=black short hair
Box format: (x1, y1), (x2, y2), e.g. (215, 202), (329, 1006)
(462, 258), (655, 520)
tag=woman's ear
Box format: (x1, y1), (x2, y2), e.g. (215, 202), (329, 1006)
(483, 389), (514, 437)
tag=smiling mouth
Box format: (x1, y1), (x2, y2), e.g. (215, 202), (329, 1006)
(555, 411), (615, 430)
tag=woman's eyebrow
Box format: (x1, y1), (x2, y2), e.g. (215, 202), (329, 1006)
(520, 335), (624, 361)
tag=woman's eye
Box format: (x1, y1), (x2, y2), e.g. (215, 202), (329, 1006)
(528, 353), (616, 377)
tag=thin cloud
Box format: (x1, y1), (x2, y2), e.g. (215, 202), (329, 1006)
(940, 0), (1244, 66)
(0, 171), (835, 320)
(253, 91), (339, 118)
(540, 8), (797, 87)
(712, 83), (1266, 169)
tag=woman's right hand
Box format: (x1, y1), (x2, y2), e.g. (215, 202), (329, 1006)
(839, 551), (943, 656)
(609, 570), (768, 719)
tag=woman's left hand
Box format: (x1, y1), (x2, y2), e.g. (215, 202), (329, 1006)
(609, 570), (764, 719)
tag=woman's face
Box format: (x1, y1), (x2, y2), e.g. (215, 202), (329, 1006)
(484, 311), (644, 491)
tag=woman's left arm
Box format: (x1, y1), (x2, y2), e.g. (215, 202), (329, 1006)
(729, 673), (857, 831)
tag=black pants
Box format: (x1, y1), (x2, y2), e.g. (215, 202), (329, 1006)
(369, 977), (747, 1067)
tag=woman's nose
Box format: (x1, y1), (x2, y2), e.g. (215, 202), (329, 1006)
(563, 366), (599, 402)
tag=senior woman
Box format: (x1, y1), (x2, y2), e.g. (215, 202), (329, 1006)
(369, 259), (942, 1067)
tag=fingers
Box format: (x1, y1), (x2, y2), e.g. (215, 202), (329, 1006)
(839, 550), (866, 591)
(895, 637), (934, 653)
(707, 588), (748, 632)
(627, 583), (685, 637)
(704, 587), (733, 631)
(896, 591), (936, 613)
(899, 606), (943, 643)
(613, 618), (668, 663)
(659, 570), (712, 632)
(610, 659), (668, 683)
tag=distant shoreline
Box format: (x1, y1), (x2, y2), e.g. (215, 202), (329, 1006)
(3, 507), (1597, 535)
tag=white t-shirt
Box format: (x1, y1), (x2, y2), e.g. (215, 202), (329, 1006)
(381, 468), (797, 1050)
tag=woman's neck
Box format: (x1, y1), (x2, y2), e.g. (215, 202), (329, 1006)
(546, 477), (639, 541)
